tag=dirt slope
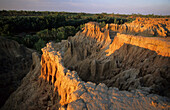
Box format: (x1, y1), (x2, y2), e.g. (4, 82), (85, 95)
(0, 37), (33, 107)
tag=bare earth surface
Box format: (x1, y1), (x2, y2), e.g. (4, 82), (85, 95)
(0, 37), (33, 108)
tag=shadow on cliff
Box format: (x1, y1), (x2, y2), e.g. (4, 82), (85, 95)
(0, 37), (33, 108)
(104, 43), (170, 97)
(1, 52), (61, 110)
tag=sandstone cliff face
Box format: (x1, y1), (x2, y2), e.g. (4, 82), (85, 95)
(0, 37), (33, 107)
(38, 22), (170, 109)
(63, 22), (111, 80)
(106, 33), (170, 57)
(106, 17), (170, 37)
(61, 22), (170, 97)
(2, 22), (170, 110)
(81, 22), (111, 46)
(40, 42), (170, 110)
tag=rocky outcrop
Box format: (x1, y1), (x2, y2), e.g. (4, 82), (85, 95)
(63, 22), (111, 80)
(106, 17), (170, 37)
(80, 22), (111, 46)
(61, 22), (170, 97)
(38, 22), (170, 109)
(106, 33), (170, 57)
(40, 43), (81, 106)
(40, 42), (170, 110)
(0, 37), (33, 107)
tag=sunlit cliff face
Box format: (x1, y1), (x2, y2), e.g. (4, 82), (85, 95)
(106, 33), (170, 57)
(81, 22), (111, 48)
(105, 18), (170, 57)
(40, 42), (170, 110)
(39, 20), (170, 109)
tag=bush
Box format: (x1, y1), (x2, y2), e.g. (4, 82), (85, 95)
(34, 39), (46, 52)
(65, 26), (76, 37)
(23, 35), (39, 48)
(99, 21), (106, 28)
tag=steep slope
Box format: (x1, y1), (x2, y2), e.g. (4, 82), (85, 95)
(1, 52), (60, 110)
(104, 44), (170, 96)
(0, 37), (33, 107)
(63, 22), (111, 81)
(106, 33), (170, 56)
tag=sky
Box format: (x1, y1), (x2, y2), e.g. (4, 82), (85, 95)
(0, 0), (170, 15)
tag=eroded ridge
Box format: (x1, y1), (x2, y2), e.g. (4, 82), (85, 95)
(61, 22), (170, 97)
(40, 22), (170, 109)
(40, 42), (170, 110)
(106, 17), (170, 37)
(106, 33), (170, 56)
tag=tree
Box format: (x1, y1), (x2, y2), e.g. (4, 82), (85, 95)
(120, 19), (123, 24)
(3, 24), (10, 35)
(65, 26), (76, 37)
(101, 12), (107, 17)
(111, 13), (114, 17)
(23, 35), (39, 48)
(34, 39), (46, 52)
(100, 21), (106, 28)
(51, 28), (57, 38)
(97, 14), (104, 19)
(36, 29), (50, 40)
(56, 27), (65, 40)
(57, 31), (65, 40)
(75, 14), (82, 19)
(114, 18), (117, 24)
(78, 24), (85, 31)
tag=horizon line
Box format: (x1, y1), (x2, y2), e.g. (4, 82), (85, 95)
(1, 9), (170, 16)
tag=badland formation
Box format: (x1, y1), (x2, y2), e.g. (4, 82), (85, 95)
(1, 17), (170, 110)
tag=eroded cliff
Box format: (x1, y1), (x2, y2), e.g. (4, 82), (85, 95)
(40, 42), (170, 110)
(2, 52), (61, 110)
(2, 21), (170, 110)
(106, 17), (170, 37)
(106, 33), (170, 57)
(39, 22), (170, 109)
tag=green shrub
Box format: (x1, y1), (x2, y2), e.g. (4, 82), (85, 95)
(23, 35), (39, 48)
(99, 21), (106, 28)
(34, 39), (46, 52)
